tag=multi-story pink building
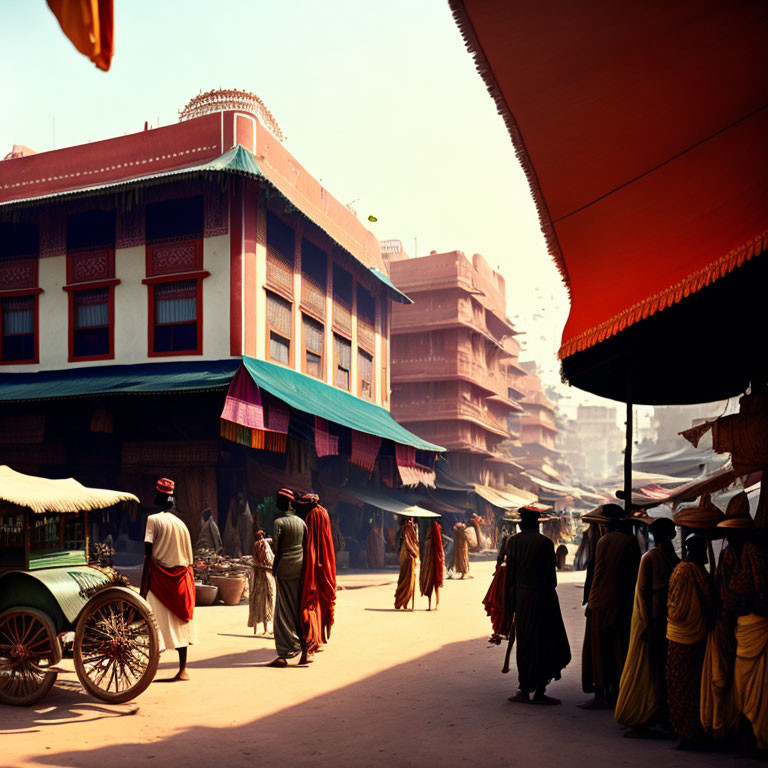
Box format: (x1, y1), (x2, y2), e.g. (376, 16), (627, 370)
(0, 90), (440, 542)
(389, 249), (524, 489)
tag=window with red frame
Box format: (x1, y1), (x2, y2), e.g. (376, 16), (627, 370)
(0, 221), (39, 364)
(66, 210), (116, 360)
(1, 296), (35, 362)
(145, 197), (206, 355)
(152, 280), (199, 353)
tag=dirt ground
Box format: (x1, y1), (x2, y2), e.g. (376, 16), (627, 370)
(1, 560), (759, 768)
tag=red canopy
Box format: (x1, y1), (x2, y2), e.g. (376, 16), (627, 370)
(450, 0), (768, 403)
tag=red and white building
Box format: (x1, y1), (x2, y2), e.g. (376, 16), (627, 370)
(0, 90), (440, 548)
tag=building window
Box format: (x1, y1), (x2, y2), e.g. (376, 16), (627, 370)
(332, 263), (353, 336)
(144, 200), (207, 357)
(334, 334), (351, 390)
(146, 196), (203, 243)
(0, 221), (40, 365)
(65, 213), (117, 362)
(301, 238), (327, 318)
(267, 291), (292, 365)
(358, 348), (373, 400)
(152, 279), (200, 354)
(266, 210), (295, 297)
(356, 283), (376, 352)
(302, 314), (324, 379)
(72, 288), (110, 358)
(0, 296), (36, 363)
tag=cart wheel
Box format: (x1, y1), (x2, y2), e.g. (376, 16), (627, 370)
(74, 588), (159, 704)
(0, 607), (61, 706)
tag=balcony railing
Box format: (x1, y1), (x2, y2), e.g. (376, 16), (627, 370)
(392, 397), (509, 435)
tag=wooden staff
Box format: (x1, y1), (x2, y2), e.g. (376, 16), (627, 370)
(501, 619), (516, 674)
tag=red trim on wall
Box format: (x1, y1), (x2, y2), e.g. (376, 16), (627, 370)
(0, 287), (44, 298)
(142, 270), (210, 285)
(145, 239), (203, 277)
(230, 192), (243, 355)
(62, 278), (120, 292)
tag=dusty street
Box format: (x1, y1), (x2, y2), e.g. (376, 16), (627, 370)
(1, 561), (756, 768)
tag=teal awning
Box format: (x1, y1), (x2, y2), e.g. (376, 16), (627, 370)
(240, 355), (444, 453)
(0, 360), (241, 402)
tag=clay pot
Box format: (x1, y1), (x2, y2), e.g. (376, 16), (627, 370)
(195, 583), (219, 607)
(209, 575), (246, 605)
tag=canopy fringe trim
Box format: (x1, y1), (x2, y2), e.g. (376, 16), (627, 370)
(558, 229), (768, 359)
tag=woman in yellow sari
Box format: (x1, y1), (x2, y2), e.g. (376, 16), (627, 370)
(666, 534), (712, 749)
(615, 518), (678, 733)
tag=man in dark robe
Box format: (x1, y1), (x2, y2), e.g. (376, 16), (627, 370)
(269, 488), (308, 667)
(581, 504), (641, 709)
(504, 506), (571, 705)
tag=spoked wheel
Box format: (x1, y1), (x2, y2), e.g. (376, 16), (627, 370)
(0, 608), (61, 706)
(73, 587), (159, 704)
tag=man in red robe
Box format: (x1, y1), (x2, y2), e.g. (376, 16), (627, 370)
(296, 492), (336, 664)
(420, 520), (445, 611)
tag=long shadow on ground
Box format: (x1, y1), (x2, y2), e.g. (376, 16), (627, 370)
(25, 636), (751, 768)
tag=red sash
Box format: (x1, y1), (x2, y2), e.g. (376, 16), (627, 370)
(148, 559), (195, 622)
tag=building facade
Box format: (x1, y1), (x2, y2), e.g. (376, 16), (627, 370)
(389, 250), (523, 489)
(0, 90), (438, 555)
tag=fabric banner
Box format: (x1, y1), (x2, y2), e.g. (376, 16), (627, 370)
(314, 416), (339, 457)
(221, 367), (265, 430)
(396, 444), (436, 488)
(350, 430), (381, 472)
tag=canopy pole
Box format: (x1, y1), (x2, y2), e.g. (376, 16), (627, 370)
(623, 398), (633, 515)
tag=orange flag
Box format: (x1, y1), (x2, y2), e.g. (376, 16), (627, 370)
(47, 0), (114, 71)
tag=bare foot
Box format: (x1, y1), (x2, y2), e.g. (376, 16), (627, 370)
(174, 670), (190, 681)
(532, 694), (560, 706)
(508, 692), (531, 704)
(267, 658), (288, 668)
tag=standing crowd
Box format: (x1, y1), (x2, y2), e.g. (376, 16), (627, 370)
(139, 479), (338, 678)
(484, 496), (768, 755)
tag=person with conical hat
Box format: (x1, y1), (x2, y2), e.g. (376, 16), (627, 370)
(666, 533), (713, 749)
(140, 477), (196, 681)
(708, 492), (768, 753)
(269, 487), (308, 667)
(503, 506), (571, 705)
(581, 503), (641, 709)
(615, 517), (679, 733)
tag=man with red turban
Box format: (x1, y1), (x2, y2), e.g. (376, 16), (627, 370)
(296, 492), (336, 663)
(140, 477), (196, 681)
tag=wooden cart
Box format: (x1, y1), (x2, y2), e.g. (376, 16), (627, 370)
(0, 466), (159, 706)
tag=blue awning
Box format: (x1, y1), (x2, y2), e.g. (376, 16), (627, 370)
(0, 360), (241, 402)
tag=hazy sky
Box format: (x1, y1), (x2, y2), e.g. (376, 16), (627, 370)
(0, 0), (615, 416)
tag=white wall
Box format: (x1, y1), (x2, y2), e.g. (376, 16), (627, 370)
(3, 234), (233, 372)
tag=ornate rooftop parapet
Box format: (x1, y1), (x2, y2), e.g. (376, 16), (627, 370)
(179, 89), (284, 141)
